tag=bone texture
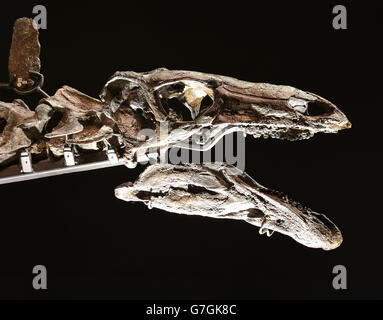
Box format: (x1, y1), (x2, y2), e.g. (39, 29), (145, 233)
(115, 163), (343, 250)
(0, 86), (121, 163)
(8, 18), (41, 89)
(0, 100), (51, 154)
(101, 68), (351, 164)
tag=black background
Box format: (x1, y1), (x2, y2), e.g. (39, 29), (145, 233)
(0, 1), (381, 299)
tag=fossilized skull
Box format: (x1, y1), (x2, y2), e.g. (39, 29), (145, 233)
(101, 68), (351, 165)
(102, 68), (350, 249)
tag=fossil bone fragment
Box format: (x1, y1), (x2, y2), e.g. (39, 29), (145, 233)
(8, 17), (40, 90)
(0, 99), (51, 155)
(41, 86), (119, 155)
(44, 86), (104, 138)
(115, 163), (343, 250)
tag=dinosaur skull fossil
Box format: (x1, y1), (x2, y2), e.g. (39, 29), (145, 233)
(100, 68), (350, 249)
(101, 68), (351, 164)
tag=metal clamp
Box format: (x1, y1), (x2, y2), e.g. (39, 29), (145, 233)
(106, 148), (119, 164)
(63, 146), (76, 166)
(20, 150), (33, 173)
(0, 71), (49, 98)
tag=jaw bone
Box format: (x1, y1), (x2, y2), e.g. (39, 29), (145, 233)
(115, 163), (343, 250)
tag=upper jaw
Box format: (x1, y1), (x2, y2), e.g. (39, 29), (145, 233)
(212, 89), (351, 141)
(100, 69), (351, 154)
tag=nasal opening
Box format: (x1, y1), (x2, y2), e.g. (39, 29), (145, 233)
(307, 100), (333, 116)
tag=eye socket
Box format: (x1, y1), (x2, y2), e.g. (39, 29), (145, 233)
(155, 80), (214, 121)
(167, 97), (194, 121)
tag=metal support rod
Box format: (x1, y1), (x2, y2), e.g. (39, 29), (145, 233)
(0, 158), (125, 185)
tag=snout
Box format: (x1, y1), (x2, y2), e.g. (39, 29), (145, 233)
(295, 213), (343, 250)
(304, 95), (352, 133)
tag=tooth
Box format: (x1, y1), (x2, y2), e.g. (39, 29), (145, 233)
(258, 217), (271, 235)
(266, 229), (274, 237)
(259, 218), (267, 235)
(259, 227), (267, 235)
